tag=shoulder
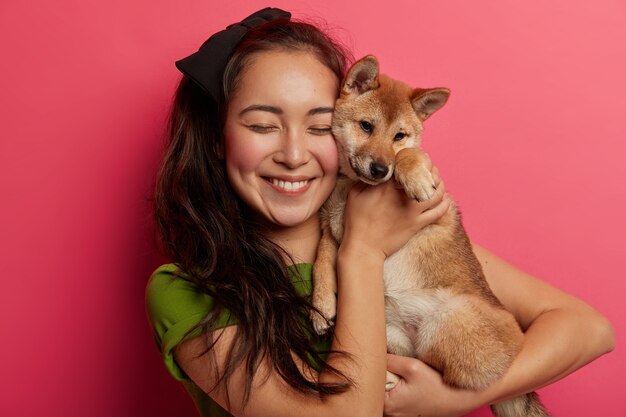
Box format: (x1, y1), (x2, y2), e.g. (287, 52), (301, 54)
(145, 264), (219, 380)
(146, 262), (312, 332)
(145, 264), (216, 351)
(145, 264), (214, 329)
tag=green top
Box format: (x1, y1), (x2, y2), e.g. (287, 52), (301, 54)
(145, 262), (323, 417)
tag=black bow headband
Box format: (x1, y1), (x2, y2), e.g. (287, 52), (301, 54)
(175, 7), (291, 103)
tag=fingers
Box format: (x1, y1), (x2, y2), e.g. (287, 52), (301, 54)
(418, 192), (451, 224)
(425, 179), (446, 207)
(386, 354), (410, 375)
(422, 153), (433, 172)
(412, 180), (447, 212)
(386, 354), (424, 378)
(431, 164), (441, 186)
(351, 178), (449, 218)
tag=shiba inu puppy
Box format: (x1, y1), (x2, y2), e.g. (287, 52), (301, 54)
(311, 55), (550, 417)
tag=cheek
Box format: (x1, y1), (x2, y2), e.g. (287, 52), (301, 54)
(315, 139), (340, 174)
(224, 129), (263, 173)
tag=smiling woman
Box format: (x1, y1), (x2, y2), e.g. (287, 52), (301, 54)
(145, 7), (614, 417)
(223, 50), (339, 228)
(147, 8), (451, 416)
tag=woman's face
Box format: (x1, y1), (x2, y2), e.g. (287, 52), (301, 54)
(223, 50), (339, 228)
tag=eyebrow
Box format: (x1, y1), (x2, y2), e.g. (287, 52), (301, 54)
(239, 105), (334, 116)
(307, 107), (334, 116)
(239, 105), (282, 116)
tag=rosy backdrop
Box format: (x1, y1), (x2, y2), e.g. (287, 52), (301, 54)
(0, 0), (623, 416)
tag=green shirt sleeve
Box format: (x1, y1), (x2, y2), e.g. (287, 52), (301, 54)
(145, 263), (321, 417)
(145, 264), (237, 381)
(145, 263), (315, 381)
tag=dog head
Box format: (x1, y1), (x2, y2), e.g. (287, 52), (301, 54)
(332, 55), (450, 184)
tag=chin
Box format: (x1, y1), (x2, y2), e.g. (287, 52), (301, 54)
(271, 216), (311, 228)
(266, 208), (316, 228)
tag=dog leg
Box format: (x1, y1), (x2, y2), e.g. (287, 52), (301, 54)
(387, 323), (415, 357)
(414, 293), (523, 390)
(311, 226), (339, 335)
(385, 322), (414, 391)
(394, 148), (436, 202)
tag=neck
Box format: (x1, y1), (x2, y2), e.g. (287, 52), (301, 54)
(263, 215), (321, 265)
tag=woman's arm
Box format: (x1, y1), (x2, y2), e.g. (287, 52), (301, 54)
(383, 244), (615, 417)
(470, 244), (615, 402)
(174, 247), (388, 417)
(174, 181), (450, 417)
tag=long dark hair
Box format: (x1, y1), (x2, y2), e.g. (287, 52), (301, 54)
(154, 19), (353, 405)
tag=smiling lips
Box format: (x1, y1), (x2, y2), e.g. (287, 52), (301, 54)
(266, 177), (313, 193)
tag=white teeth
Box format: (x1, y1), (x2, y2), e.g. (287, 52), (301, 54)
(270, 179), (309, 191)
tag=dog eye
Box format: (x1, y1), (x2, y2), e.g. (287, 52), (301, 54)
(359, 121), (373, 133)
(394, 132), (406, 141)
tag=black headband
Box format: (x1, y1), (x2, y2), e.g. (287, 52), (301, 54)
(175, 7), (291, 103)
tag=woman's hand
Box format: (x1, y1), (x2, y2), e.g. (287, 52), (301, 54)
(384, 354), (480, 417)
(341, 164), (450, 260)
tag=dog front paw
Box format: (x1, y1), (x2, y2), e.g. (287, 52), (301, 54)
(395, 165), (436, 202)
(394, 149), (437, 201)
(310, 292), (336, 335)
(311, 246), (338, 335)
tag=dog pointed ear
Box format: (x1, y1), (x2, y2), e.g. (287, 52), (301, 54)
(342, 55), (380, 97)
(411, 88), (450, 120)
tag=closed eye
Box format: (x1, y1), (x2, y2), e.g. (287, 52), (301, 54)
(248, 124), (278, 133)
(308, 126), (332, 136)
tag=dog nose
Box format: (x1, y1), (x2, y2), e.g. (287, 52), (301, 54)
(369, 162), (389, 179)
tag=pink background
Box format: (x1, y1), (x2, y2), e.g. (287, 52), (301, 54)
(0, 0), (624, 416)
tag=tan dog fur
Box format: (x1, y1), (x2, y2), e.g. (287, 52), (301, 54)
(311, 56), (550, 417)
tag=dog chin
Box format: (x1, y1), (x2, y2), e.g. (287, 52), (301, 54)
(357, 176), (385, 185)
(353, 171), (388, 185)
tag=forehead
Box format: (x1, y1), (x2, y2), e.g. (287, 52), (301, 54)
(229, 50), (339, 107)
(337, 94), (418, 132)
(374, 78), (412, 120)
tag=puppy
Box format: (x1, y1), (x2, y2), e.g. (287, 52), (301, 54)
(311, 55), (550, 417)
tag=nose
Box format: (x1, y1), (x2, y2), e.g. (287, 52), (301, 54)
(369, 161), (389, 179)
(275, 130), (309, 168)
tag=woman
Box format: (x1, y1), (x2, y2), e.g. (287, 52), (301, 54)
(146, 8), (615, 417)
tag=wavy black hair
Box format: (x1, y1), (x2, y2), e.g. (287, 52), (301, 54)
(154, 18), (353, 406)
